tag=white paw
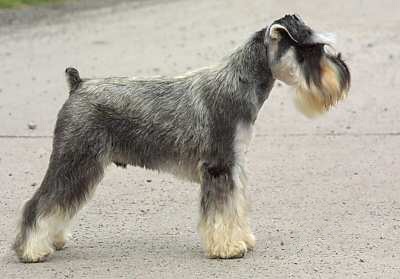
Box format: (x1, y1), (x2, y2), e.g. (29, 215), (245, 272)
(207, 240), (248, 259)
(19, 245), (54, 263)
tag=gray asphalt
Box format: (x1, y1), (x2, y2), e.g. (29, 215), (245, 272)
(1, 0), (399, 278)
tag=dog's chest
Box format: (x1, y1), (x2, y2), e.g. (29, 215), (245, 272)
(233, 122), (254, 163)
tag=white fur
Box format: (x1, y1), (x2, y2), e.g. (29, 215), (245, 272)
(234, 121), (254, 158)
(198, 164), (255, 258)
(323, 44), (338, 56)
(311, 32), (336, 45)
(232, 122), (256, 247)
(198, 122), (256, 258)
(20, 210), (70, 262)
(269, 48), (302, 86)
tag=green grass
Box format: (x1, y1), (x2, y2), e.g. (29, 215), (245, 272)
(0, 0), (63, 8)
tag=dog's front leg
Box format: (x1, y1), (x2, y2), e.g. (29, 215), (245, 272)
(198, 162), (255, 259)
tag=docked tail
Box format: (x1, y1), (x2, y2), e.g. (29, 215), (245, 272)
(65, 67), (82, 92)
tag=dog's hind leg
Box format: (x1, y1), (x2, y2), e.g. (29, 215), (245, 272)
(198, 161), (255, 259)
(13, 149), (105, 263)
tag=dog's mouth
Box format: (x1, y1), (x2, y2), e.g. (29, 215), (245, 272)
(294, 49), (351, 117)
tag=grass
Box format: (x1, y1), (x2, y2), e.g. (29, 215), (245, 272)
(0, 0), (63, 8)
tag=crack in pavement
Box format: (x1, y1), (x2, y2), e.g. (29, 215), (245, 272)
(0, 132), (399, 139)
(256, 132), (400, 137)
(0, 135), (52, 138)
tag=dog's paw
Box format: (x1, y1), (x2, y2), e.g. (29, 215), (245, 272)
(21, 253), (51, 263)
(14, 236), (55, 263)
(53, 240), (66, 250)
(244, 232), (256, 250)
(18, 247), (54, 263)
(52, 231), (70, 251)
(207, 240), (248, 259)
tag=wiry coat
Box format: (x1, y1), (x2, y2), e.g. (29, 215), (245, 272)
(13, 14), (350, 263)
(14, 29), (273, 262)
(60, 28), (272, 181)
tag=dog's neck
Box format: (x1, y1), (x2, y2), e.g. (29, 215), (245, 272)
(214, 28), (275, 117)
(225, 28), (272, 82)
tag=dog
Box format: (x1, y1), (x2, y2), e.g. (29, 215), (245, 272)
(13, 14), (350, 262)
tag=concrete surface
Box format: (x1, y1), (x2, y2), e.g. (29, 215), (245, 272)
(0, 0), (399, 278)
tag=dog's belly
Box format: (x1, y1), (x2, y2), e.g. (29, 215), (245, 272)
(111, 143), (203, 183)
(109, 120), (253, 184)
(157, 160), (201, 183)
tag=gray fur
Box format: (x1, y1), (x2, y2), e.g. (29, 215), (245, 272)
(14, 28), (272, 261)
(13, 15), (350, 262)
(65, 67), (82, 92)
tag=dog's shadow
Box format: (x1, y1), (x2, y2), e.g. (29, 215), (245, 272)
(51, 234), (205, 263)
(4, 235), (253, 270)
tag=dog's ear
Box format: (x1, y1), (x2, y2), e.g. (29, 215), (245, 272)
(268, 14), (312, 43)
(269, 14), (336, 46)
(268, 24), (298, 42)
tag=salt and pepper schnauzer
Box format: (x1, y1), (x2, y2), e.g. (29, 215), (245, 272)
(14, 15), (350, 262)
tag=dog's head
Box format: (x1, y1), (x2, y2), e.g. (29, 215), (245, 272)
(265, 15), (350, 117)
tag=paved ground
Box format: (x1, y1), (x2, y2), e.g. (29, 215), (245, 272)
(1, 0), (399, 278)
